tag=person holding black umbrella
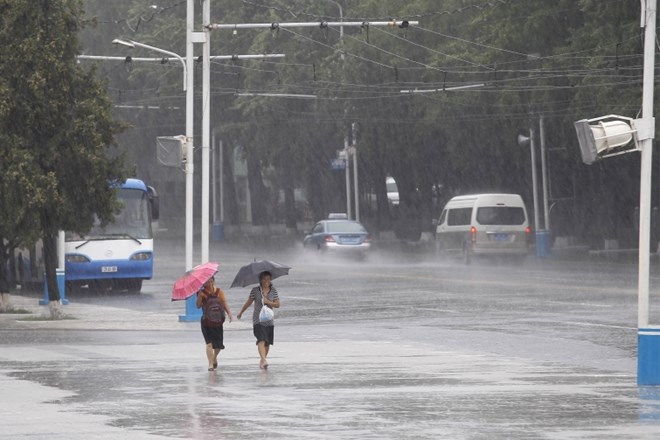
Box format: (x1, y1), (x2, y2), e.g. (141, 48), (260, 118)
(236, 271), (281, 370)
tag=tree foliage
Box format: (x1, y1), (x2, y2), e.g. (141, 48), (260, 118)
(76, 0), (644, 246)
(0, 0), (128, 302)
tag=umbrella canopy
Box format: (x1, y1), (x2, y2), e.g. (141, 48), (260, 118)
(230, 259), (291, 288)
(171, 261), (219, 301)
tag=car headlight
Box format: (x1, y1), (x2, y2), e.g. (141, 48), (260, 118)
(66, 254), (90, 263)
(130, 252), (152, 261)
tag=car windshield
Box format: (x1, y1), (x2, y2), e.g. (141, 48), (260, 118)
(476, 207), (526, 225)
(326, 222), (367, 234)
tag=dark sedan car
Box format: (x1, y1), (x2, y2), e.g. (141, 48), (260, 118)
(303, 219), (372, 255)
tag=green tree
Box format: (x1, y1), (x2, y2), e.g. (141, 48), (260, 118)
(75, 0), (646, 248)
(0, 0), (128, 316)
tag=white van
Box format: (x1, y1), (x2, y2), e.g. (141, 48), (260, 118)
(435, 194), (530, 263)
(386, 177), (399, 206)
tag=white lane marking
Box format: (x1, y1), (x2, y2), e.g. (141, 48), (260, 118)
(374, 304), (460, 314)
(543, 301), (613, 308)
(426, 308), (461, 314)
(543, 320), (635, 330)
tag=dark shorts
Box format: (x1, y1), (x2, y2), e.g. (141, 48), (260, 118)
(253, 324), (274, 346)
(201, 322), (225, 349)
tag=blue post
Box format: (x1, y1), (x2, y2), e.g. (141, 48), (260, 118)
(212, 222), (224, 241)
(179, 294), (202, 322)
(39, 269), (68, 305)
(638, 327), (660, 385)
(535, 230), (550, 258)
(638, 387), (660, 420)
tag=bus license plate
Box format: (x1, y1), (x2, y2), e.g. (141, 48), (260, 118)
(102, 266), (118, 273)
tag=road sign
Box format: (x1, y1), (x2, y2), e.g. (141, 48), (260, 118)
(331, 158), (346, 170)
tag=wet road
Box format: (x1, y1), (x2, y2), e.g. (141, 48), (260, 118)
(2, 239), (660, 439)
(49, 240), (649, 368)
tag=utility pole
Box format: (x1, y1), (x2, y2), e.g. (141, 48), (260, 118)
(529, 128), (540, 236)
(637, 0), (658, 385)
(344, 137), (352, 219)
(186, 0), (195, 273)
(352, 122), (359, 222)
(201, 0), (211, 264)
(540, 116), (550, 232)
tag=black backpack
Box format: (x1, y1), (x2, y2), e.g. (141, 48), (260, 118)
(202, 294), (225, 327)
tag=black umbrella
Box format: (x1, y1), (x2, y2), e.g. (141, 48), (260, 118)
(230, 259), (291, 288)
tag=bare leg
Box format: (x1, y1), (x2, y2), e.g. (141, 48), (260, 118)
(206, 343), (215, 370)
(257, 341), (268, 369)
(213, 348), (221, 367)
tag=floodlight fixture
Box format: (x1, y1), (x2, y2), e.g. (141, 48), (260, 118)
(573, 114), (640, 165)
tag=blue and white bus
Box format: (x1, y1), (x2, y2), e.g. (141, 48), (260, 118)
(64, 178), (159, 292)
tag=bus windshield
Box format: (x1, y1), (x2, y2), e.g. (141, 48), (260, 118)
(66, 188), (152, 241)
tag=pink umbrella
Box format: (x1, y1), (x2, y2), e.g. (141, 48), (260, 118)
(171, 261), (219, 301)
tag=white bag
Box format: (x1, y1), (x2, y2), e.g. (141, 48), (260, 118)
(259, 303), (274, 322)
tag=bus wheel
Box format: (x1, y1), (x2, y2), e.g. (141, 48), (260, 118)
(125, 279), (142, 293)
(90, 280), (112, 293)
(65, 281), (84, 293)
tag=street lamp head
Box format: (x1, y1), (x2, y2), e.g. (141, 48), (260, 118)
(112, 39), (135, 49)
(573, 115), (637, 165)
(517, 133), (530, 147)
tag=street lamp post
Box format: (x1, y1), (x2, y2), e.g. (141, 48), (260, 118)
(518, 129), (549, 257)
(112, 37), (196, 320)
(540, 116), (550, 233)
(318, 0), (343, 60)
(317, 0), (352, 218)
(201, 0), (211, 265)
(572, 0), (657, 385)
(637, 0), (658, 385)
(112, 39), (187, 91)
(352, 122), (359, 222)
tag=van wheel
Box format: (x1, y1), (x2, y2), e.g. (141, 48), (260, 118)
(435, 240), (443, 257)
(463, 244), (472, 265)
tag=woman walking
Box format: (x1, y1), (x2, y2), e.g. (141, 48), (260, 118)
(236, 271), (280, 370)
(196, 276), (233, 371)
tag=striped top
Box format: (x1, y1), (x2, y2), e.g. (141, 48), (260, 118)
(250, 285), (279, 326)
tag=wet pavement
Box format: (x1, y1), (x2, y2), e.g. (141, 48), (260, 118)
(1, 297), (660, 439)
(2, 243), (660, 439)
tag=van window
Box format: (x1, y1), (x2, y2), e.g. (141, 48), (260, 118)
(438, 210), (447, 225)
(476, 207), (525, 225)
(447, 208), (472, 226)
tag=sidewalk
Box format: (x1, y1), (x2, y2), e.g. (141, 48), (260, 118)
(0, 293), (194, 331)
